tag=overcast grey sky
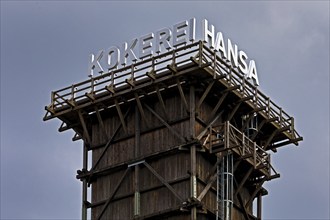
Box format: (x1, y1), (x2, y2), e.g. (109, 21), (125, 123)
(1, 1), (329, 219)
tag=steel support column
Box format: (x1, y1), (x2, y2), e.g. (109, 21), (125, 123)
(190, 85), (197, 220)
(81, 142), (88, 220)
(134, 106), (141, 217)
(257, 192), (262, 220)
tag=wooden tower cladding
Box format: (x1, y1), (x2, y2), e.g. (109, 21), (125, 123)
(44, 42), (302, 220)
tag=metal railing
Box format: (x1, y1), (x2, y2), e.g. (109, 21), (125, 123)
(199, 43), (298, 140)
(45, 42), (200, 113)
(205, 122), (272, 176)
(44, 41), (301, 142)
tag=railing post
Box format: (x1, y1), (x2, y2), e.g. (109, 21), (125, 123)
(228, 68), (232, 86)
(172, 49), (176, 66)
(71, 84), (76, 100)
(50, 91), (55, 109)
(91, 77), (95, 93)
(131, 64), (135, 79)
(199, 41), (203, 67)
(253, 142), (256, 169)
(291, 117), (295, 138)
(254, 87), (258, 106)
(267, 97), (270, 118)
(241, 76), (245, 93)
(279, 107), (283, 126)
(213, 50), (217, 79)
(152, 57), (156, 72)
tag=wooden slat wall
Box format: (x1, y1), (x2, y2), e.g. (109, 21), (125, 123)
(90, 85), (256, 219)
(91, 93), (192, 219)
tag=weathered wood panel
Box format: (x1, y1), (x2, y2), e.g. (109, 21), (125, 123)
(90, 85), (259, 219)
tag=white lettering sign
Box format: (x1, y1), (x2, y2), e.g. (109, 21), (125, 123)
(88, 18), (259, 86)
(202, 19), (259, 85)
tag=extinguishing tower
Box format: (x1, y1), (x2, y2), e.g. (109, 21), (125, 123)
(44, 40), (302, 219)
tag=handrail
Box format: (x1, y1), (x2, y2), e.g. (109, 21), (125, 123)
(47, 42), (200, 111)
(199, 42), (297, 139)
(207, 122), (271, 176)
(45, 41), (301, 142)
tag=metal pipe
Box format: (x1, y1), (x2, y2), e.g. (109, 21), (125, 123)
(81, 143), (88, 220)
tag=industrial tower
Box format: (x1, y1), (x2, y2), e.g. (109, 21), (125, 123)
(44, 41), (302, 219)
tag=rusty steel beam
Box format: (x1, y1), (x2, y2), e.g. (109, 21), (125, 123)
(176, 78), (189, 112)
(94, 106), (109, 139)
(144, 103), (186, 143)
(156, 86), (169, 121)
(96, 167), (131, 220)
(196, 81), (215, 111)
(234, 167), (254, 198)
(143, 162), (184, 203)
(114, 99), (128, 134)
(90, 107), (131, 172)
(78, 110), (92, 145)
(134, 93), (149, 127)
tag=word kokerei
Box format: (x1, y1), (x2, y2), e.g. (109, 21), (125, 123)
(88, 18), (259, 86)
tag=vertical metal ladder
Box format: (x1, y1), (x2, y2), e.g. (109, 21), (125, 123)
(216, 153), (233, 220)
